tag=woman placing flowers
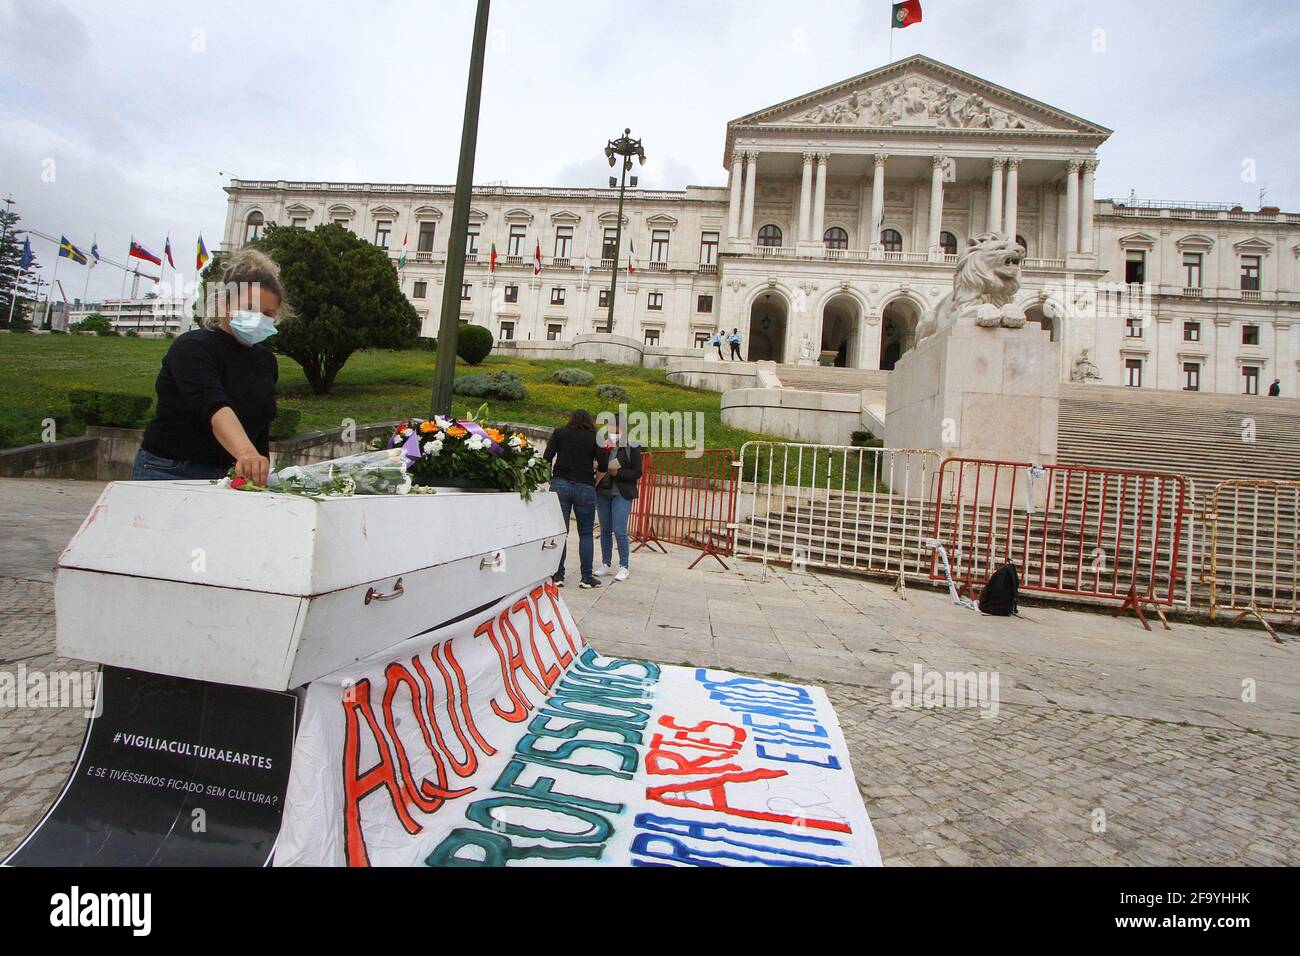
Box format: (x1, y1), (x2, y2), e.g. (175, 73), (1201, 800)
(133, 249), (286, 483)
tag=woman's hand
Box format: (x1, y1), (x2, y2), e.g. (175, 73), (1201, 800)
(607, 458), (621, 475)
(234, 451), (271, 487)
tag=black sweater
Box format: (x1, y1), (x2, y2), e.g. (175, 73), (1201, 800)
(596, 444), (643, 500)
(544, 425), (601, 485)
(141, 329), (278, 468)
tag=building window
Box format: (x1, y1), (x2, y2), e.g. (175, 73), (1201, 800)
(412, 280), (428, 299)
(466, 225), (480, 255)
(374, 220), (392, 248)
(881, 228), (903, 252)
(938, 231), (957, 255)
(461, 284), (472, 301)
(1240, 255), (1261, 291)
(1183, 320), (1200, 342)
(291, 217), (307, 229)
(824, 226), (849, 250)
(550, 287), (566, 306)
(1124, 358), (1143, 388)
(1243, 365), (1260, 395)
(1242, 324), (1260, 346)
(644, 328), (660, 347)
(1125, 250), (1146, 285)
(700, 231), (719, 265)
(1183, 252), (1202, 288)
(598, 289), (610, 308)
(757, 224), (783, 247)
(694, 331), (711, 348)
(507, 224), (526, 257)
(333, 218), (350, 229)
(650, 229), (670, 263)
(547, 323), (563, 341)
(554, 226), (573, 259)
(1182, 363), (1200, 391)
(244, 211), (265, 243)
(499, 321), (514, 341)
(602, 228), (619, 260)
(504, 284), (519, 304)
(417, 221), (438, 253)
(1125, 316), (1144, 338)
(697, 294), (714, 313)
(647, 292), (664, 311)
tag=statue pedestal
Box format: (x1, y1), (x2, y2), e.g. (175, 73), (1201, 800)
(885, 324), (1058, 485)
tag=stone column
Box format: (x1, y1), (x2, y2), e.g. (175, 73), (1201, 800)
(1064, 160), (1081, 255)
(1080, 159), (1098, 254)
(1004, 158), (1021, 241)
(928, 155), (946, 253)
(812, 153), (829, 246)
(798, 152), (815, 244)
(869, 154), (887, 259)
(988, 158), (1005, 234)
(1056, 183), (1069, 258)
(726, 151), (743, 240)
(740, 151), (757, 242)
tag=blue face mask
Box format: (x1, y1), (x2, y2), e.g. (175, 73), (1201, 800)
(228, 310), (277, 346)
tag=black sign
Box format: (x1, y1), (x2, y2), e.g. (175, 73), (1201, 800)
(4, 665), (297, 867)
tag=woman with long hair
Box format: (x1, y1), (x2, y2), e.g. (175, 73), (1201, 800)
(543, 409), (603, 589)
(593, 416), (642, 582)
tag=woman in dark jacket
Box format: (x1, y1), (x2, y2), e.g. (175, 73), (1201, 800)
(132, 249), (285, 483)
(593, 418), (643, 582)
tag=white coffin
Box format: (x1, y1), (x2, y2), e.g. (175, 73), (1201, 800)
(54, 481), (566, 691)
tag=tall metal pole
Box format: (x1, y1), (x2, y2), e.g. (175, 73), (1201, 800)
(431, 0), (491, 418)
(606, 149), (630, 334)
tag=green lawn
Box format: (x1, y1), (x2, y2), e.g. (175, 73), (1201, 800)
(0, 333), (781, 454)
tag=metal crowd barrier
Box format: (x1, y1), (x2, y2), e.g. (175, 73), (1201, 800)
(630, 449), (737, 569)
(1203, 478), (1300, 643)
(930, 458), (1190, 627)
(734, 442), (940, 587)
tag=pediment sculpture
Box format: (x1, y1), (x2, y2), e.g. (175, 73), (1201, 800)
(792, 75), (1039, 130)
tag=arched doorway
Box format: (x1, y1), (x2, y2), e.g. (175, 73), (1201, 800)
(748, 292), (788, 362)
(1025, 303), (1057, 342)
(879, 297), (922, 370)
(820, 294), (861, 368)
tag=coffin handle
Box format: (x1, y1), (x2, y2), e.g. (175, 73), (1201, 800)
(541, 539), (559, 551)
(364, 578), (405, 605)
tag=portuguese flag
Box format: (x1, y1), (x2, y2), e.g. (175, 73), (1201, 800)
(892, 0), (922, 28)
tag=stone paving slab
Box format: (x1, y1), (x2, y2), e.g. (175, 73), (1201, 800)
(0, 479), (1297, 865)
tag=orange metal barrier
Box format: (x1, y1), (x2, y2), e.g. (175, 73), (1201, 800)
(630, 449), (737, 569)
(930, 458), (1190, 627)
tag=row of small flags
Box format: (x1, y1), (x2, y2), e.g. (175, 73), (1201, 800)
(21, 234), (212, 275)
(397, 234), (639, 277)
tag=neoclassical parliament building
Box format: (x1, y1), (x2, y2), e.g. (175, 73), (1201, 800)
(221, 56), (1299, 396)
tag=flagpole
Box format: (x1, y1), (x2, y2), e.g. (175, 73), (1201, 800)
(44, 247), (61, 330)
(82, 235), (94, 306)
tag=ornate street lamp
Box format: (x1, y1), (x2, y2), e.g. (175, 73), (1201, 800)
(602, 128), (645, 335)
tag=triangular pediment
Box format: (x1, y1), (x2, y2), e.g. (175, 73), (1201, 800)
(731, 55), (1109, 137)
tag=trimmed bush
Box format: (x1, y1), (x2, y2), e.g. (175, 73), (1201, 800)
(415, 336), (437, 352)
(69, 313), (112, 335)
(67, 389), (152, 428)
(454, 370), (527, 402)
(456, 324), (493, 365)
(0, 422), (14, 447)
(595, 383), (630, 403)
(124, 330), (139, 338)
(269, 408), (303, 441)
(551, 367), (595, 387)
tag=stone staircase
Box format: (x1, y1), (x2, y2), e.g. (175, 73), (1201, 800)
(1057, 384), (1300, 499)
(772, 364), (891, 394)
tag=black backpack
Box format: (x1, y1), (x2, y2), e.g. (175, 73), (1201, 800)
(978, 562), (1019, 616)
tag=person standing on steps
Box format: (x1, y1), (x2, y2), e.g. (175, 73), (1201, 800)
(1269, 378), (1281, 397)
(728, 327), (743, 361)
(709, 329), (726, 361)
(543, 409), (603, 590)
(593, 418), (642, 583)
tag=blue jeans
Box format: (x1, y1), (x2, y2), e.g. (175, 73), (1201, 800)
(551, 477), (596, 581)
(596, 492), (633, 570)
(131, 449), (228, 481)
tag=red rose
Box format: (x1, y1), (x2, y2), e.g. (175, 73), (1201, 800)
(231, 476), (247, 490)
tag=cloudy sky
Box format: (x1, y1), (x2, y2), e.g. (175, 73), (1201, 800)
(2, 0), (1296, 302)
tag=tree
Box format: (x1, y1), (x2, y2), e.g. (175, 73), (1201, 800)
(69, 313), (114, 335)
(0, 200), (40, 330)
(199, 223), (420, 394)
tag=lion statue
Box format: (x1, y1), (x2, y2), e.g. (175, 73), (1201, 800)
(915, 233), (1026, 341)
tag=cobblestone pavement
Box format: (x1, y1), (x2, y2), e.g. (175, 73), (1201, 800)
(1, 477), (1297, 865)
